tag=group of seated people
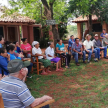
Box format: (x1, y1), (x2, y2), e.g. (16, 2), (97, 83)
(0, 28), (108, 107)
(68, 29), (108, 66)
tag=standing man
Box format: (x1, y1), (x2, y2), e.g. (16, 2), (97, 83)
(0, 35), (4, 48)
(0, 59), (52, 108)
(93, 34), (108, 59)
(83, 34), (98, 63)
(68, 35), (75, 53)
(72, 38), (86, 66)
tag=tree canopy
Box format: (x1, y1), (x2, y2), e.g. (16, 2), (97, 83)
(8, 0), (68, 24)
(67, 0), (108, 34)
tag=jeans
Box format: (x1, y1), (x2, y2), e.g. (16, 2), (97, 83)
(27, 62), (33, 76)
(72, 51), (86, 63)
(85, 49), (98, 61)
(41, 105), (49, 108)
(95, 47), (107, 59)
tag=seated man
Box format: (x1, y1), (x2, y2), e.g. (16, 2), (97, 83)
(93, 34), (108, 59)
(72, 38), (86, 66)
(0, 48), (10, 80)
(83, 34), (98, 63)
(103, 35), (108, 47)
(0, 59), (52, 108)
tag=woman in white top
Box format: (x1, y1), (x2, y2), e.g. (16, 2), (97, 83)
(32, 41), (51, 75)
(45, 42), (63, 71)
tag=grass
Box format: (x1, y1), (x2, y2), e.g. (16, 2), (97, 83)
(26, 59), (108, 108)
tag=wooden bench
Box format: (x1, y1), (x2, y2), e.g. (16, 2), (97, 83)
(0, 93), (55, 108)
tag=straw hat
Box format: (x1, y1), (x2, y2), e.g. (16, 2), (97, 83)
(85, 34), (91, 39)
(94, 34), (98, 37)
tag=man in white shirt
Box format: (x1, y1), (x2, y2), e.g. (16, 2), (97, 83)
(83, 34), (98, 63)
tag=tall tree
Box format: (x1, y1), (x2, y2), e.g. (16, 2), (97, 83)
(8, 0), (67, 45)
(67, 0), (108, 35)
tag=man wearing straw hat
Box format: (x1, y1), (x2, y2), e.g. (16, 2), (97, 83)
(93, 34), (108, 59)
(83, 34), (98, 63)
(0, 59), (52, 108)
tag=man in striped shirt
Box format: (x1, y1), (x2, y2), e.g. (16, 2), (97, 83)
(0, 59), (52, 108)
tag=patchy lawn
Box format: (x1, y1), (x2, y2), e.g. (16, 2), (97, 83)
(26, 59), (108, 108)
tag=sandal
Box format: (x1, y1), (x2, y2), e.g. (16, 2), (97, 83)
(41, 72), (48, 75)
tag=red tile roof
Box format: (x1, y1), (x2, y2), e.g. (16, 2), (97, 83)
(72, 15), (98, 23)
(0, 15), (35, 23)
(0, 7), (35, 24)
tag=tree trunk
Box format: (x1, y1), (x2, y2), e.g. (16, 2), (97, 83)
(41, 0), (59, 46)
(52, 25), (59, 46)
(88, 14), (92, 33)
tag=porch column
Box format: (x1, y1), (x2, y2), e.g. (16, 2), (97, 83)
(4, 25), (8, 41)
(77, 23), (82, 40)
(28, 26), (34, 44)
(21, 25), (29, 39)
(17, 26), (21, 44)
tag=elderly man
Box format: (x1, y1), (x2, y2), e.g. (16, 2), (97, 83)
(83, 34), (98, 63)
(93, 34), (107, 59)
(72, 38), (86, 66)
(0, 59), (52, 108)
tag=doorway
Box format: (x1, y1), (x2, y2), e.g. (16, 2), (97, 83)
(33, 27), (40, 41)
(8, 27), (18, 42)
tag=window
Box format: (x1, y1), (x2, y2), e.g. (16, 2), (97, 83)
(92, 23), (102, 32)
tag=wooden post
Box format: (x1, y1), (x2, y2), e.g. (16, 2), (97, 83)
(77, 23), (82, 40)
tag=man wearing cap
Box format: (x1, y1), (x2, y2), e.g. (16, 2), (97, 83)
(83, 34), (98, 63)
(0, 59), (52, 108)
(93, 34), (107, 59)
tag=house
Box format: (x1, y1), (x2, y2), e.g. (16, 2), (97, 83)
(0, 7), (42, 44)
(72, 15), (108, 40)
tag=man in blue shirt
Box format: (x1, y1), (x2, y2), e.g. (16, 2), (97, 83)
(68, 35), (75, 51)
(0, 35), (4, 48)
(100, 29), (108, 39)
(0, 48), (10, 80)
(72, 38), (86, 66)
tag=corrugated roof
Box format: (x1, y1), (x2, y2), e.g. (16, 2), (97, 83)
(72, 15), (98, 23)
(0, 7), (35, 24)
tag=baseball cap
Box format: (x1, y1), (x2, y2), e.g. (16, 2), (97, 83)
(94, 34), (98, 37)
(7, 59), (30, 73)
